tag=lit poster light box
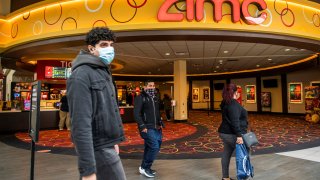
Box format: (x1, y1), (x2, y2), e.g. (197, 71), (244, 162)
(45, 66), (71, 79)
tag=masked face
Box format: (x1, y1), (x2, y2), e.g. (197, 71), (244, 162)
(145, 82), (155, 97)
(88, 40), (115, 65)
(98, 46), (115, 65)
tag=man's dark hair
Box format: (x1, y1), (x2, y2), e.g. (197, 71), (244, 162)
(144, 80), (155, 86)
(85, 27), (116, 46)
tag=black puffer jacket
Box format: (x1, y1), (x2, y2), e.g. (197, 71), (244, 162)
(218, 99), (248, 137)
(67, 50), (125, 176)
(134, 91), (163, 131)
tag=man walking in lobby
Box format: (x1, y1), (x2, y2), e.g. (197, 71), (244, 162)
(134, 81), (164, 178)
(67, 27), (126, 180)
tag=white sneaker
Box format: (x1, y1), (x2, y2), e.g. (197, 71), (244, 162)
(139, 166), (145, 174)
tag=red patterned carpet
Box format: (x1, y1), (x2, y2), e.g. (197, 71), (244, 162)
(1, 111), (320, 159)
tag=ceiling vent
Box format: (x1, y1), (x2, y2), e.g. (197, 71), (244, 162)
(174, 52), (189, 56)
(227, 59), (239, 62)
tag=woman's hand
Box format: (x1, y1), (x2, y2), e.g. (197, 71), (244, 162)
(236, 137), (243, 144)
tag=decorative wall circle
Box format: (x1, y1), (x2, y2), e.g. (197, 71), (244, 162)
(174, 0), (186, 12)
(280, 8), (295, 27)
(33, 21), (43, 35)
(127, 0), (147, 8)
(85, 0), (104, 13)
(256, 8), (273, 27)
(110, 0), (137, 23)
(61, 17), (77, 30)
(44, 3), (62, 25)
(274, 0), (288, 16)
(93, 20), (107, 28)
(312, 14), (320, 27)
(302, 8), (313, 24)
(23, 12), (30, 20)
(11, 22), (18, 38)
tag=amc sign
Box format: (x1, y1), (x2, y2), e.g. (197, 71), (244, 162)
(158, 0), (267, 25)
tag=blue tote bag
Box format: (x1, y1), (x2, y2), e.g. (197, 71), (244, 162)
(236, 144), (254, 180)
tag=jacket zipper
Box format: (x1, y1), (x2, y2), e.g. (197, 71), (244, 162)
(151, 97), (157, 129)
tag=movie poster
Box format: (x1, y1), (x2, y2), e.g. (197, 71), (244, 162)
(236, 85), (242, 105)
(305, 86), (320, 123)
(289, 83), (303, 103)
(246, 85), (256, 103)
(203, 88), (210, 101)
(192, 88), (199, 102)
(261, 92), (271, 107)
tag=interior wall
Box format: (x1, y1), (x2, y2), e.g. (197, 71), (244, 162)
(231, 78), (257, 112)
(261, 76), (282, 113)
(192, 80), (210, 109)
(287, 66), (320, 113)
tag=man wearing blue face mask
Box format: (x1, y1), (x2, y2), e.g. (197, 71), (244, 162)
(67, 27), (126, 180)
(134, 81), (164, 178)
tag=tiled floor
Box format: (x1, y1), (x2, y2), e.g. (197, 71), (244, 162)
(1, 141), (320, 180)
(277, 146), (320, 163)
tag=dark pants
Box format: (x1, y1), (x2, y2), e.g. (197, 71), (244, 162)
(219, 133), (237, 178)
(80, 147), (127, 180)
(140, 129), (162, 170)
(165, 109), (171, 120)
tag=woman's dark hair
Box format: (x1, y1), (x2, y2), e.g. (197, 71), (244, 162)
(85, 27), (116, 46)
(222, 83), (237, 104)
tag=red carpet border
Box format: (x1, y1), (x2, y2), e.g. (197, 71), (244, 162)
(1, 111), (320, 159)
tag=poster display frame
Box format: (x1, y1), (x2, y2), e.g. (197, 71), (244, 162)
(289, 82), (303, 104)
(192, 88), (199, 102)
(245, 85), (256, 103)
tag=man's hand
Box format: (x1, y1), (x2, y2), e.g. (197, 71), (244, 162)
(82, 173), (96, 180)
(114, 144), (119, 155)
(141, 128), (148, 133)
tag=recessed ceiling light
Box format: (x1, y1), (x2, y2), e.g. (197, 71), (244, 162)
(256, 65), (260, 67)
(223, 51), (229, 54)
(214, 71), (217, 73)
(216, 66), (220, 68)
(267, 58), (272, 61)
(165, 52), (170, 56)
(148, 72), (152, 74)
(285, 48), (291, 52)
(219, 60), (223, 63)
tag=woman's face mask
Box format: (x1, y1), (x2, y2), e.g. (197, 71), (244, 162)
(98, 46), (115, 65)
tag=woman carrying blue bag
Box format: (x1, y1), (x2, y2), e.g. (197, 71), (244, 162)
(218, 83), (249, 180)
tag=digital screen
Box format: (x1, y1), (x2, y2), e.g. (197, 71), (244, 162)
(45, 66), (67, 79)
(24, 100), (31, 111)
(29, 82), (40, 142)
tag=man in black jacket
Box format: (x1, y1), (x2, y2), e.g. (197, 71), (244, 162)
(67, 27), (126, 180)
(134, 81), (163, 178)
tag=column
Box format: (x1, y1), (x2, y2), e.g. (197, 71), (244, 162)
(0, 0), (10, 16)
(173, 60), (188, 121)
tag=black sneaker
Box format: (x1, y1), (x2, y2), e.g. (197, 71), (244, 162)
(139, 166), (156, 175)
(142, 168), (155, 178)
(150, 169), (157, 175)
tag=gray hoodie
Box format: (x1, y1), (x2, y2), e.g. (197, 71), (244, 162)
(67, 50), (125, 176)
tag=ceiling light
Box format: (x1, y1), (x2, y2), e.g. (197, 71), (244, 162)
(214, 71), (217, 73)
(256, 65), (260, 67)
(165, 52), (170, 56)
(223, 51), (229, 54)
(216, 66), (220, 68)
(267, 58), (272, 61)
(284, 48), (291, 52)
(219, 60), (223, 63)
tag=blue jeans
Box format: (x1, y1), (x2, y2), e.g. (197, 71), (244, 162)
(140, 128), (162, 169)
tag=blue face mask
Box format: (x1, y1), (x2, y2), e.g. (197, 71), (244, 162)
(98, 47), (115, 65)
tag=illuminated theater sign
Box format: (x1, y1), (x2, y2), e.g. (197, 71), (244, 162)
(158, 0), (267, 25)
